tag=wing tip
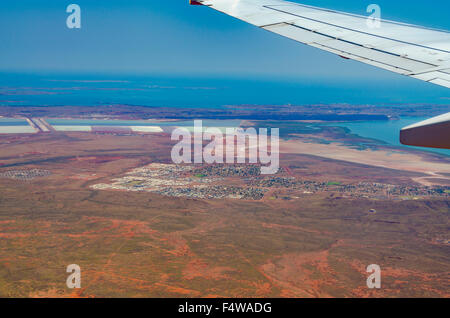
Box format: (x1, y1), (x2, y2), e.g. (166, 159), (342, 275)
(400, 113), (450, 149)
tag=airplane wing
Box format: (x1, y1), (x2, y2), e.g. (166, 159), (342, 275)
(400, 113), (450, 149)
(191, 0), (450, 149)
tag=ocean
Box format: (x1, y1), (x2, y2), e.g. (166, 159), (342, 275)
(1, 72), (449, 107)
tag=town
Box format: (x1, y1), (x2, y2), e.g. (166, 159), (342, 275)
(91, 163), (450, 201)
(0, 169), (52, 181)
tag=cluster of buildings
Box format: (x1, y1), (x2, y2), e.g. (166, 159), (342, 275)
(155, 185), (266, 200)
(0, 169), (51, 181)
(91, 163), (449, 201)
(247, 177), (450, 199)
(91, 163), (266, 200)
(192, 164), (263, 178)
(348, 182), (449, 198)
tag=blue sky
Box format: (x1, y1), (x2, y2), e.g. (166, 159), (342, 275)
(0, 0), (449, 104)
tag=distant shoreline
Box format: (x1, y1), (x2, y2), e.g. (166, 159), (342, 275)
(1, 104), (444, 121)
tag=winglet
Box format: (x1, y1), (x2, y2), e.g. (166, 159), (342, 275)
(190, 0), (204, 5)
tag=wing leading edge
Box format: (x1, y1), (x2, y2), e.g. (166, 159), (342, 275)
(192, 0), (450, 149)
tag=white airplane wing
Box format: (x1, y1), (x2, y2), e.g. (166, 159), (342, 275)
(192, 0), (450, 149)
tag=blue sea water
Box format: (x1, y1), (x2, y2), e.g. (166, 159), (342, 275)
(1, 72), (449, 108)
